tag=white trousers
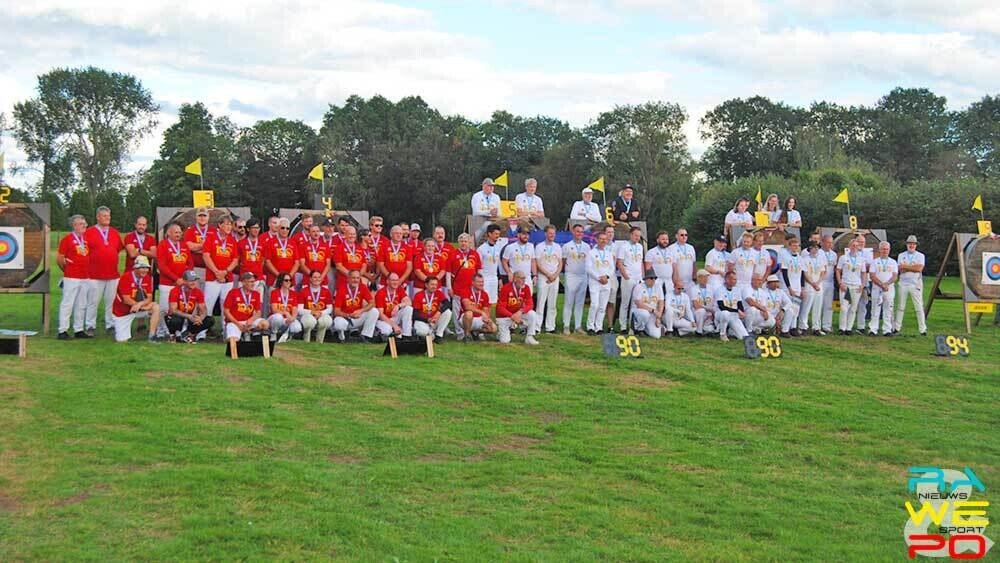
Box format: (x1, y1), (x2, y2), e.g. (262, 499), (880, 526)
(535, 276), (559, 332)
(744, 309), (776, 334)
(894, 283), (926, 333)
(800, 286), (823, 330)
(157, 284), (176, 337)
(839, 285), (863, 331)
(586, 279), (611, 332)
(717, 310), (749, 339)
(333, 309), (378, 339)
(631, 309), (661, 338)
(856, 285), (869, 330)
(781, 299), (801, 333)
(617, 278), (638, 331)
(663, 313), (696, 336)
(451, 296), (465, 338)
(376, 306), (413, 336)
(414, 309), (454, 338)
(204, 280), (234, 320)
(483, 277), (499, 304)
(267, 313), (302, 336)
(301, 312), (335, 342)
(694, 308), (715, 334)
(497, 311), (538, 343)
(225, 318), (267, 340)
(821, 281), (835, 332)
(86, 278), (117, 330)
(59, 277), (89, 333)
(113, 310), (153, 342)
(869, 284), (895, 334)
(562, 273), (587, 331)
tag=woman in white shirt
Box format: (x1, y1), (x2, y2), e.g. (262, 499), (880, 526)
(763, 193), (782, 223)
(725, 197), (754, 231)
(780, 196), (803, 228)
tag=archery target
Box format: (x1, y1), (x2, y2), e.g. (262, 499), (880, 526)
(0, 227), (24, 269)
(984, 252), (1000, 285)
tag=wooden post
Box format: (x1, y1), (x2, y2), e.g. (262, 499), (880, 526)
(228, 338), (239, 359)
(18, 334), (26, 358)
(956, 234), (972, 334)
(261, 335), (270, 359)
(43, 225), (51, 334)
(388, 336), (398, 359)
(425, 334), (435, 358)
(925, 233), (957, 318)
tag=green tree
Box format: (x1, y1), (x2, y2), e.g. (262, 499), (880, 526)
(11, 99), (75, 198)
(14, 66), (157, 202)
(479, 111), (574, 178)
(238, 118), (318, 215)
(870, 87), (953, 183)
(956, 94), (1000, 178)
(700, 96), (804, 180)
(529, 134), (596, 226)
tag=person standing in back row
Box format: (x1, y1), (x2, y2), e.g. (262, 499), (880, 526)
(561, 224), (590, 334)
(894, 235), (927, 336)
(533, 225), (562, 334)
(85, 206), (124, 336)
(57, 215), (91, 339)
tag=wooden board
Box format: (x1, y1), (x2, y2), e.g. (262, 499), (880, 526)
(0, 205), (46, 289)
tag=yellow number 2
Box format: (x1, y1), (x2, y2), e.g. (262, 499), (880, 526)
(0, 186), (11, 204)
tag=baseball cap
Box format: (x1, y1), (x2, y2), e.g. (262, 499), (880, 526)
(195, 207), (210, 216)
(622, 183), (634, 190)
(410, 223), (421, 231)
(714, 235), (728, 243)
(582, 187), (593, 195)
(240, 271), (257, 281)
(133, 256), (151, 269)
(766, 274), (780, 283)
(696, 268), (709, 278)
(321, 218), (334, 227)
(182, 269), (199, 281)
(906, 235), (918, 243)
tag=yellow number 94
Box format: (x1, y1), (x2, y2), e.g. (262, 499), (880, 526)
(615, 335), (642, 357)
(946, 335), (970, 356)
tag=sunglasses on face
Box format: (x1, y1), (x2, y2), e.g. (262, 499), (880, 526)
(372, 224), (383, 228)
(281, 278), (292, 283)
(279, 227), (289, 230)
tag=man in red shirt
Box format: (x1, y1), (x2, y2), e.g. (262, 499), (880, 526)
(320, 217), (338, 294)
(260, 214), (281, 246)
(412, 276), (452, 343)
(497, 270), (539, 345)
(448, 233), (482, 339)
(184, 207), (214, 278)
(111, 256), (160, 343)
(368, 216), (388, 256)
(407, 223), (423, 254)
(267, 273), (302, 342)
(460, 273), (496, 342)
(433, 225), (456, 267)
(236, 218), (267, 303)
(202, 215), (239, 329)
(298, 223), (331, 290)
(299, 269), (335, 343)
(166, 270), (214, 342)
(359, 229), (379, 289)
(333, 270), (379, 342)
(156, 222), (194, 337)
(264, 217), (299, 287)
(57, 214), (91, 339)
(374, 272), (413, 338)
(378, 225), (413, 288)
(412, 238), (446, 294)
(224, 272), (269, 341)
(85, 205), (124, 335)
(334, 226), (366, 294)
(124, 215), (157, 272)
(292, 214), (314, 247)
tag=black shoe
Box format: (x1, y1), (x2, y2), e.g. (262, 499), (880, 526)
(586, 329), (595, 336)
(919, 332), (927, 336)
(85, 328), (95, 338)
(617, 329), (627, 335)
(74, 331), (92, 339)
(433, 336), (443, 344)
(58, 331), (70, 340)
(359, 336), (373, 344)
(868, 331), (878, 337)
(780, 332), (791, 338)
(883, 332), (894, 337)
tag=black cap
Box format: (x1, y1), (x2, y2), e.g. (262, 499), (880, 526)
(714, 235), (727, 243)
(623, 183), (634, 190)
(321, 218), (334, 226)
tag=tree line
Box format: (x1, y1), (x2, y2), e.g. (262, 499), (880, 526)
(3, 66), (998, 270)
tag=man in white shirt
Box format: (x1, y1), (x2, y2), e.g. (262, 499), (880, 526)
(476, 224), (506, 304)
(570, 187), (603, 226)
(603, 224), (623, 331)
(561, 224), (591, 334)
(894, 235), (927, 336)
(820, 235), (838, 333)
(533, 225), (562, 333)
(663, 281), (696, 336)
(704, 235), (729, 292)
(727, 232), (758, 293)
(853, 233), (875, 332)
(471, 177), (501, 217)
(586, 231), (616, 334)
(502, 225), (536, 288)
(836, 236), (868, 335)
(752, 232), (772, 280)
(631, 270), (664, 338)
(801, 241), (827, 335)
(868, 241), (898, 336)
(777, 236), (804, 336)
(515, 178), (545, 218)
(714, 271), (749, 342)
(689, 269), (716, 335)
(644, 231), (674, 296)
(669, 228), (697, 291)
(744, 275), (788, 335)
(616, 226), (645, 334)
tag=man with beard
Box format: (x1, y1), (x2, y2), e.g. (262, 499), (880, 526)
(477, 224), (507, 304)
(124, 215), (157, 272)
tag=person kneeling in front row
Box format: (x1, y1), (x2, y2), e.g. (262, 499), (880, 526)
(268, 273), (302, 343)
(166, 269), (214, 342)
(460, 273), (497, 342)
(412, 276), (452, 343)
(112, 256), (161, 343)
(224, 271), (270, 341)
(631, 269), (664, 338)
(496, 270), (539, 345)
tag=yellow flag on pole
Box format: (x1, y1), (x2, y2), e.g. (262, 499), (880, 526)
(755, 186), (762, 206)
(309, 163), (324, 180)
(833, 188), (849, 204)
(972, 194), (983, 211)
(587, 176), (605, 193)
(184, 158), (202, 176)
(494, 171), (509, 188)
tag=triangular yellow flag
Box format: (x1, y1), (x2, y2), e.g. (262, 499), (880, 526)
(309, 163), (324, 181)
(184, 158), (202, 176)
(833, 188), (849, 204)
(494, 171), (509, 188)
(587, 176), (605, 193)
(972, 194), (983, 211)
(755, 186), (762, 206)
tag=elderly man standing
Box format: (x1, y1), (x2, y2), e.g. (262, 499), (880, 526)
(611, 184), (642, 222)
(561, 223), (590, 334)
(471, 177), (501, 218)
(84, 206), (124, 336)
(515, 178), (545, 218)
(570, 187), (603, 226)
(868, 241), (898, 336)
(57, 215), (91, 339)
(533, 225), (562, 333)
(894, 235), (927, 336)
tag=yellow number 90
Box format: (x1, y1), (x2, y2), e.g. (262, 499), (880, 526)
(755, 335), (782, 358)
(615, 335), (642, 357)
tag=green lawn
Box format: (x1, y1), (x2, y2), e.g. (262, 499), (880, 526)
(1, 251), (998, 560)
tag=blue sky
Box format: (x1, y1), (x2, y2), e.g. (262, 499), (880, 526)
(2, 0), (1000, 190)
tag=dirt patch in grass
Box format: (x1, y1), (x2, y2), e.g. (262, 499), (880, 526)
(278, 348), (326, 368)
(328, 454), (365, 464)
(872, 393), (910, 406)
(617, 371), (677, 390)
(227, 374), (252, 384)
(532, 411), (569, 425)
(0, 492), (21, 512)
(416, 453), (455, 462)
(200, 417), (264, 434)
(319, 367), (359, 387)
(54, 483), (109, 507)
(465, 434), (551, 462)
(145, 370), (204, 379)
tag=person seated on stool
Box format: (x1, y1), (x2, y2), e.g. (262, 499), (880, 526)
(224, 271), (270, 342)
(166, 269), (214, 343)
(111, 255), (161, 343)
(268, 273), (302, 343)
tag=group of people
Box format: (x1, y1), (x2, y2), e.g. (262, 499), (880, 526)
(55, 182), (930, 347)
(725, 193), (803, 229)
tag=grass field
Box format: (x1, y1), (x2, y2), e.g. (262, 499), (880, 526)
(1, 249), (998, 560)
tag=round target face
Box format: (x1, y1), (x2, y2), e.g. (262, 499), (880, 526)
(986, 255), (1000, 282)
(0, 232), (19, 264)
(766, 248), (780, 274)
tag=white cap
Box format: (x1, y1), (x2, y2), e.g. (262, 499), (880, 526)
(766, 274), (780, 283)
(582, 187), (593, 194)
(410, 223), (421, 231)
(133, 256), (151, 269)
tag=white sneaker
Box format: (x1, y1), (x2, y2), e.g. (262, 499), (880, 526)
(719, 333), (729, 342)
(563, 327), (570, 335)
(525, 335), (539, 345)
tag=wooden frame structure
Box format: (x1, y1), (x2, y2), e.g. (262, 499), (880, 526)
(0, 203), (52, 333)
(926, 232), (1000, 333)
